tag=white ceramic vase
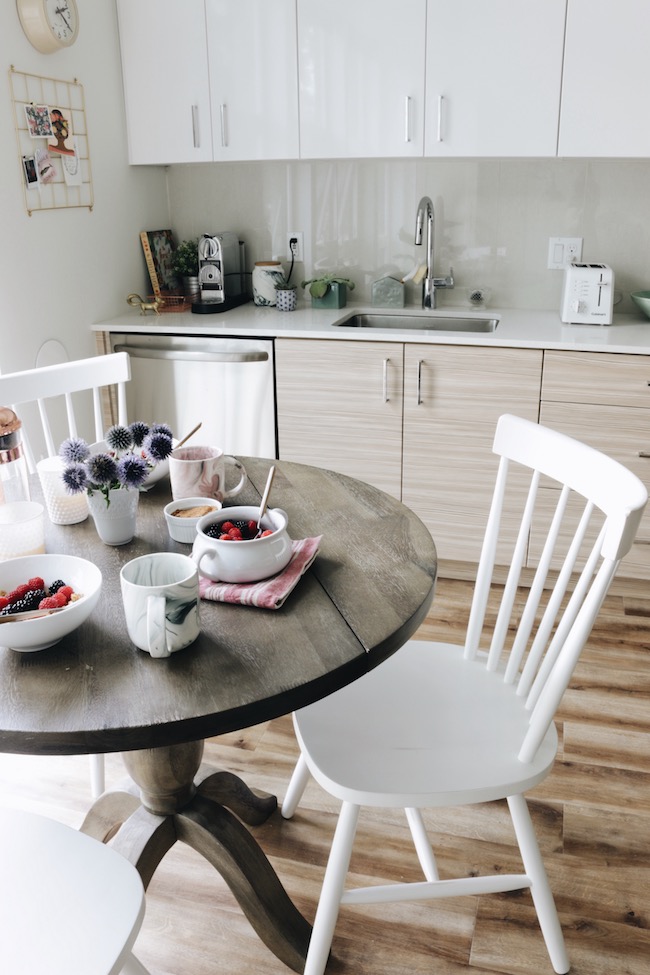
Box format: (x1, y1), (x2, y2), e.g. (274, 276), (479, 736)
(252, 261), (285, 306)
(87, 488), (139, 546)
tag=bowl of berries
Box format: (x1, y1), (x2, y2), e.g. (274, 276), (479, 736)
(0, 554), (102, 652)
(192, 505), (292, 583)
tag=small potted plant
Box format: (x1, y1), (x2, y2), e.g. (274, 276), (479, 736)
(171, 238), (200, 297)
(274, 276), (298, 312)
(301, 273), (355, 309)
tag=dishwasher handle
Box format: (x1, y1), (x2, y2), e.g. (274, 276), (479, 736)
(114, 344), (269, 364)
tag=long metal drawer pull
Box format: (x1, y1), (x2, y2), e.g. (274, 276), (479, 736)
(417, 359), (424, 405)
(114, 344), (268, 364)
(404, 96), (411, 143)
(383, 358), (390, 403)
(437, 95), (444, 142)
(191, 105), (200, 148)
(638, 450), (650, 458)
(220, 104), (228, 147)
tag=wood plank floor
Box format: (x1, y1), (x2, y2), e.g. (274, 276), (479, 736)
(1, 576), (649, 975)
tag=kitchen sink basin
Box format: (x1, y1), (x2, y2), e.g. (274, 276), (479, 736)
(334, 313), (499, 332)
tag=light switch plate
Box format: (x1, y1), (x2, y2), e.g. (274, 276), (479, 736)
(548, 236), (583, 270)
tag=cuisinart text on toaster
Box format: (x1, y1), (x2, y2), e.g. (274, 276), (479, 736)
(561, 263), (614, 325)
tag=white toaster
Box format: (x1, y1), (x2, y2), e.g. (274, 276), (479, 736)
(561, 263), (614, 325)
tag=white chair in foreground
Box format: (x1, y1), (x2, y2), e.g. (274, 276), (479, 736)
(0, 806), (151, 975)
(0, 351), (131, 797)
(282, 413), (648, 975)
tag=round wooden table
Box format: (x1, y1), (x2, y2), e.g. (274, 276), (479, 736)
(0, 458), (437, 971)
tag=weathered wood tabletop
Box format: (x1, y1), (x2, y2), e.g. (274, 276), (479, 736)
(0, 457), (437, 971)
(0, 457), (437, 756)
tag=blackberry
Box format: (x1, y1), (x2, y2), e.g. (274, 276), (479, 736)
(48, 580), (67, 594)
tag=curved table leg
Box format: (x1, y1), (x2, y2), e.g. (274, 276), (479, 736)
(176, 793), (311, 972)
(80, 741), (311, 972)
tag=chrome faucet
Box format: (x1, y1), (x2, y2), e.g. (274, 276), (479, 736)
(414, 195), (454, 309)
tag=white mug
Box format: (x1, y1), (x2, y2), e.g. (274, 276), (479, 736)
(168, 446), (247, 502)
(120, 552), (200, 658)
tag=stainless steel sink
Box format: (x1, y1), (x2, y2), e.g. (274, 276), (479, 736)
(333, 313), (499, 332)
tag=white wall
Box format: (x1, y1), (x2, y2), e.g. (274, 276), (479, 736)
(0, 0), (169, 374)
(167, 157), (650, 315)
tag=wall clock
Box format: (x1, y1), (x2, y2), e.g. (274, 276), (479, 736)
(17, 0), (79, 54)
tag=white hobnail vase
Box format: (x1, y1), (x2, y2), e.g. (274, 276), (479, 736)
(86, 488), (139, 546)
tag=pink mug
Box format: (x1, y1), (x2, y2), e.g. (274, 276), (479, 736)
(168, 446), (247, 502)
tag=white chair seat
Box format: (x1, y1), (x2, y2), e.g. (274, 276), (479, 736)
(292, 640), (558, 808)
(0, 806), (150, 975)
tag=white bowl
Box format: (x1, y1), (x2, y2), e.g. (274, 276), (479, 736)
(192, 505), (292, 583)
(0, 554), (102, 652)
(164, 496), (222, 544)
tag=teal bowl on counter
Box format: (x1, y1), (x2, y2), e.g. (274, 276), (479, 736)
(631, 291), (650, 320)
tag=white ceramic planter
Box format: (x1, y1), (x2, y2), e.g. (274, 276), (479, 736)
(87, 488), (139, 546)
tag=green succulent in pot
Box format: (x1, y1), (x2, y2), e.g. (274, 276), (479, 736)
(301, 273), (355, 299)
(171, 238), (200, 278)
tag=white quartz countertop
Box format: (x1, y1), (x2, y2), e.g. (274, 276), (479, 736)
(93, 301), (650, 354)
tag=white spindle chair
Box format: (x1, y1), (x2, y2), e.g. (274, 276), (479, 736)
(282, 412), (648, 975)
(0, 352), (131, 797)
(0, 806), (151, 975)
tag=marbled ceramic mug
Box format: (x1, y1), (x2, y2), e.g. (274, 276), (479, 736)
(120, 552), (200, 658)
(168, 445), (247, 502)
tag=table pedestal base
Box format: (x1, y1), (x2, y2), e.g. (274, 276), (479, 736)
(80, 741), (311, 973)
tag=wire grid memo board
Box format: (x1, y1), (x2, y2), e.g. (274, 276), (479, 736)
(9, 66), (94, 216)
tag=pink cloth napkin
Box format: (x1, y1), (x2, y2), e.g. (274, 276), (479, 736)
(199, 536), (322, 610)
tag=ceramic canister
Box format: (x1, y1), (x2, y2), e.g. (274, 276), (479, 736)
(252, 261), (285, 306)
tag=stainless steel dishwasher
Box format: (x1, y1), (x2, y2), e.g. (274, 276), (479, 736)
(110, 333), (276, 458)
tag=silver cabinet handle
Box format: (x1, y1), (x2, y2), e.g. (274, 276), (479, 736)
(382, 358), (390, 403)
(114, 345), (268, 364)
(404, 95), (411, 143)
(417, 360), (423, 405)
(638, 451), (650, 458)
(220, 104), (228, 147)
(191, 105), (200, 148)
(437, 95), (444, 142)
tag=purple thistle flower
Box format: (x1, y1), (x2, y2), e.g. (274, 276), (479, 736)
(61, 462), (88, 494)
(87, 453), (119, 486)
(60, 437), (90, 464)
(150, 422), (173, 440)
(144, 431), (173, 463)
(117, 454), (148, 489)
(106, 424), (133, 452)
(129, 421), (150, 447)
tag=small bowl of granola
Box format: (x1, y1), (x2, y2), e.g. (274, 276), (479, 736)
(164, 496), (222, 544)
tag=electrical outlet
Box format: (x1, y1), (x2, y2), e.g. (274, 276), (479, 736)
(287, 231), (304, 262)
(548, 236), (583, 270)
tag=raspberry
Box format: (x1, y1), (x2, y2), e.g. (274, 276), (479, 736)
(219, 532), (235, 540)
(228, 526), (243, 540)
(261, 529), (274, 537)
(28, 577), (45, 591)
(38, 596), (60, 610)
(51, 592), (68, 608)
(247, 520), (257, 532)
(58, 586), (74, 602)
(7, 584), (30, 603)
(221, 521), (235, 533)
(0, 597), (9, 610)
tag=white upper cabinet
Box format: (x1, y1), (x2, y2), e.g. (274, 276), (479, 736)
(116, 0), (213, 165)
(206, 0), (299, 161)
(424, 0), (567, 157)
(297, 0), (426, 159)
(559, 0), (650, 157)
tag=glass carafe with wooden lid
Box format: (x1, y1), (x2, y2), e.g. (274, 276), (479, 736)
(0, 407), (30, 504)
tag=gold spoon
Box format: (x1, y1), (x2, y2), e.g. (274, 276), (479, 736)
(175, 421), (202, 449)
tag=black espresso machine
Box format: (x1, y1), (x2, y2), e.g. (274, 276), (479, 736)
(193, 232), (248, 314)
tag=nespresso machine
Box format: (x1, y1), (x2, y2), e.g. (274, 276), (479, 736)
(193, 232), (247, 313)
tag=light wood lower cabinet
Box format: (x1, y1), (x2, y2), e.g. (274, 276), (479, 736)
(539, 350), (650, 579)
(275, 339), (542, 563)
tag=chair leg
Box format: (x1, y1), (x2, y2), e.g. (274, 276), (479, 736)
(405, 807), (439, 881)
(89, 754), (105, 798)
(508, 794), (570, 975)
(305, 801), (360, 975)
(281, 753), (311, 819)
(121, 952), (152, 974)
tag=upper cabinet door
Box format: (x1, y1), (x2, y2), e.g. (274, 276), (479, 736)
(207, 0), (299, 161)
(559, 0), (650, 157)
(425, 0), (566, 157)
(116, 0), (213, 165)
(297, 0), (426, 159)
